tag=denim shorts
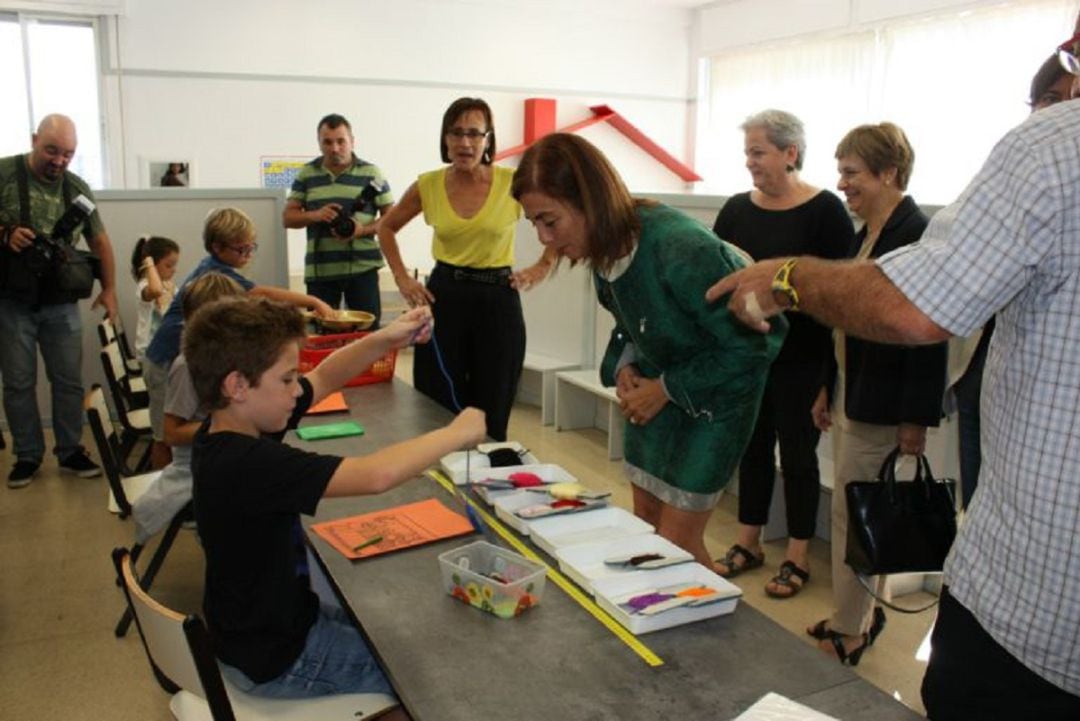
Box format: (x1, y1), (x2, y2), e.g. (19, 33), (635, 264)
(220, 604), (396, 699)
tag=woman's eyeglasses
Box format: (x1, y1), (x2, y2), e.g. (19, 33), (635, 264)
(446, 129), (489, 140)
(1057, 31), (1080, 75)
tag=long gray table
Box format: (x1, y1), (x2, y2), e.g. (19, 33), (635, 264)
(299, 379), (922, 721)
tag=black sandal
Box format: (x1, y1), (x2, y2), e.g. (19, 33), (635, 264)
(823, 630), (871, 667)
(807, 618), (830, 640)
(714, 544), (765, 578)
(809, 607), (885, 644)
(765, 560), (809, 599)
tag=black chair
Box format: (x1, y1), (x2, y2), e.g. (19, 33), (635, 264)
(97, 315), (143, 378)
(112, 547), (398, 720)
(99, 347), (152, 473)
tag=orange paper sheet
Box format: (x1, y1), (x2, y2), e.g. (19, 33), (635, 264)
(311, 498), (474, 560)
(306, 392), (348, 415)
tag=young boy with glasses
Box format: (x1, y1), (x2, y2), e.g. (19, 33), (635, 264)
(141, 208), (335, 455)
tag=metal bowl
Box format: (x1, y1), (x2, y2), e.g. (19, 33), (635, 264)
(312, 309), (375, 333)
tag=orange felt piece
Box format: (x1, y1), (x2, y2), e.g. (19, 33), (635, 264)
(306, 392), (349, 415)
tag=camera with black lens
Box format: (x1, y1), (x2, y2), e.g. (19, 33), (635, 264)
(328, 180), (386, 239)
(24, 194), (96, 276)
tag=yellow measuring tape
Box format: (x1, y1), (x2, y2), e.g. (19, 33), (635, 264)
(429, 469), (664, 667)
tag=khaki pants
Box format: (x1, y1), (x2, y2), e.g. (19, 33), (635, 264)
(829, 419), (915, 635)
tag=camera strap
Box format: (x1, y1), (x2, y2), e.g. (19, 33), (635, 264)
(15, 155), (75, 243)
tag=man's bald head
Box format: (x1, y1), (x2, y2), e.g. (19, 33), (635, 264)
(29, 114), (78, 182)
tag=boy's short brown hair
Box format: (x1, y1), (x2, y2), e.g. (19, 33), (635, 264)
(180, 272), (246, 320)
(184, 296), (306, 410)
(203, 207), (255, 253)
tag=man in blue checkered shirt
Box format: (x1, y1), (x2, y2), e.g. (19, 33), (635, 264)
(708, 80), (1080, 721)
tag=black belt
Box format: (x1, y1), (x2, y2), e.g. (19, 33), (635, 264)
(436, 262), (512, 286)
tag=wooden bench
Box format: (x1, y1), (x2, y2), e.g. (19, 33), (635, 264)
(517, 353), (579, 425)
(554, 369), (624, 460)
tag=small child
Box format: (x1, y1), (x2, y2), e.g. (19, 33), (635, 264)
(142, 208), (335, 468)
(131, 235), (180, 361)
(131, 235), (180, 468)
(184, 296), (484, 708)
(131, 272), (245, 544)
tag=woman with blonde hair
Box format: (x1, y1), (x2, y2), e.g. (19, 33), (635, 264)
(807, 122), (947, 665)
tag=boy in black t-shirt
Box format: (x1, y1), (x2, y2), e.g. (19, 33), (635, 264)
(184, 297), (484, 708)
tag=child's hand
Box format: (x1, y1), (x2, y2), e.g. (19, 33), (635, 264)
(450, 407), (487, 446)
(312, 299), (335, 318)
(378, 306), (433, 349)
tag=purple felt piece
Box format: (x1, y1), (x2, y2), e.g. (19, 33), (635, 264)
(626, 592), (675, 611)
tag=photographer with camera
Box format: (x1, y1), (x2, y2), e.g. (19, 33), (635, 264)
(283, 114), (393, 325)
(0, 114), (118, 488)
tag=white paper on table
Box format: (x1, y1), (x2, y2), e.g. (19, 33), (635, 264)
(731, 692), (840, 721)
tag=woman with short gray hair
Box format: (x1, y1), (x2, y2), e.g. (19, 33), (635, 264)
(712, 108), (855, 599)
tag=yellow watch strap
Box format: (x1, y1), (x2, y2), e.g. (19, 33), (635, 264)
(771, 257), (800, 311)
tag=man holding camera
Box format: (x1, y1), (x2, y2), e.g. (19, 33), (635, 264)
(283, 113), (394, 324)
(0, 114), (118, 488)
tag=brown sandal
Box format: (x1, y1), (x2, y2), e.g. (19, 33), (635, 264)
(714, 544), (765, 578)
(765, 560), (809, 599)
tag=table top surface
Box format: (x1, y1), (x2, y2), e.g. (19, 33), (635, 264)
(299, 380), (922, 721)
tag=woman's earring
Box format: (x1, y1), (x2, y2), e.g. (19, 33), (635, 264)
(785, 164), (795, 173)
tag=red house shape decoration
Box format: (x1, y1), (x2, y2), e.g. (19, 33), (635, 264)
(494, 98), (702, 183)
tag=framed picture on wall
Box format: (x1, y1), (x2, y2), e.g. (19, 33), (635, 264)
(143, 158), (193, 188)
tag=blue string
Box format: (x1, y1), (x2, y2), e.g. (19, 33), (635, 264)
(429, 328), (463, 412)
(427, 327), (488, 538)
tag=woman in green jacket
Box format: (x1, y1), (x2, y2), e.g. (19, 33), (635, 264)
(512, 133), (786, 569)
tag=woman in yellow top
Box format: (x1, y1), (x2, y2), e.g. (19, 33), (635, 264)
(378, 97), (555, 440)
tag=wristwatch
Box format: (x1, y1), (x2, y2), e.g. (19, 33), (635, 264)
(771, 258), (800, 311)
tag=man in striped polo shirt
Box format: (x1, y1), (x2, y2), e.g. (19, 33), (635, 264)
(283, 114), (393, 324)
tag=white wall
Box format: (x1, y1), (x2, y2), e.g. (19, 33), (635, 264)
(99, 0), (698, 275)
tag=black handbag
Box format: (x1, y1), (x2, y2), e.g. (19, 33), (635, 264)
(845, 447), (958, 577)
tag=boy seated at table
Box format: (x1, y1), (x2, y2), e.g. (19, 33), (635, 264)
(184, 296), (485, 709)
(131, 271), (246, 544)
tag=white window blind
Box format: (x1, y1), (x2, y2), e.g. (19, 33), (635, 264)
(699, 0), (1080, 204)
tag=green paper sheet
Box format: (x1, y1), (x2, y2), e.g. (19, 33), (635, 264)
(296, 420), (365, 441)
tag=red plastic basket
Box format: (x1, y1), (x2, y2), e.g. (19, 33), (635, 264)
(299, 331), (397, 387)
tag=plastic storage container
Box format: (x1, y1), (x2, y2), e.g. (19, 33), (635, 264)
(299, 331), (397, 387)
(438, 541), (546, 619)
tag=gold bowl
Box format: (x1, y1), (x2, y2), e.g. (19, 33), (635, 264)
(308, 309), (376, 332)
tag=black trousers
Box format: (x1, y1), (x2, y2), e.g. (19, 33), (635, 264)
(736, 362), (822, 540)
(413, 264), (525, 442)
(922, 588), (1080, 720)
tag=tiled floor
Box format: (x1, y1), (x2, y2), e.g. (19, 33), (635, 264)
(0, 349), (934, 719)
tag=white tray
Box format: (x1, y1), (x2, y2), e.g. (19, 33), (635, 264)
(592, 563), (741, 635)
(555, 534), (694, 595)
(470, 464), (578, 506)
(527, 506), (654, 557)
(492, 491), (541, 535)
(439, 442), (539, 485)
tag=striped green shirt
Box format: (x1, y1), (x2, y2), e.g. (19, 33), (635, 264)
(288, 155), (393, 281)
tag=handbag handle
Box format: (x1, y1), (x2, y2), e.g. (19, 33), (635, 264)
(875, 446), (938, 503)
